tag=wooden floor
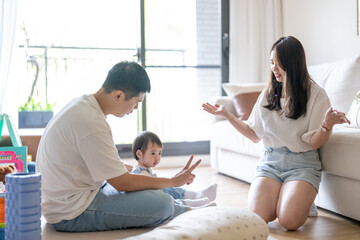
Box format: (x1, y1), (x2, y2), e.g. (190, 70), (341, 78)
(42, 166), (360, 239)
(157, 166), (360, 240)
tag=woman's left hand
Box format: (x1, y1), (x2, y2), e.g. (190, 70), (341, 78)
(322, 107), (351, 130)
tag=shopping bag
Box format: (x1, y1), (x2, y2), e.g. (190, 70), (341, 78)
(0, 114), (27, 172)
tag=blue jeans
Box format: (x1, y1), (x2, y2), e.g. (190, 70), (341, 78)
(162, 187), (185, 199)
(162, 187), (189, 214)
(52, 183), (184, 232)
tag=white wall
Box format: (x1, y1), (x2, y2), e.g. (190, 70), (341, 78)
(282, 0), (360, 65)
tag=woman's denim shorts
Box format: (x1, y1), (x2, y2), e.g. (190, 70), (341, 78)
(255, 146), (322, 191)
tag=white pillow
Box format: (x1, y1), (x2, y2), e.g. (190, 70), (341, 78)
(308, 55), (360, 113)
(222, 82), (267, 97)
(124, 206), (269, 240)
(347, 91), (360, 128)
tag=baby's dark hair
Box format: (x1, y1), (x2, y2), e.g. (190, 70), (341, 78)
(132, 131), (163, 160)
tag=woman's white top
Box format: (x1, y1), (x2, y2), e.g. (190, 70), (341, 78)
(247, 83), (331, 153)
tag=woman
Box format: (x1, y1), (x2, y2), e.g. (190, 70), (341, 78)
(202, 36), (350, 230)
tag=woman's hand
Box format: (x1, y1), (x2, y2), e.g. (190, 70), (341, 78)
(202, 102), (260, 143)
(171, 155), (201, 187)
(309, 107), (350, 149)
(322, 107), (351, 130)
(202, 102), (232, 119)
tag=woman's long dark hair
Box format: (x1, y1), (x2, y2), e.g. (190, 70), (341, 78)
(264, 36), (313, 119)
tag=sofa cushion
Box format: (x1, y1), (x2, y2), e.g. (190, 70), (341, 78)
(222, 82), (267, 97)
(124, 206), (269, 240)
(222, 83), (267, 120)
(347, 90), (360, 128)
(319, 125), (360, 181)
(212, 120), (263, 157)
(308, 55), (360, 113)
(232, 92), (261, 120)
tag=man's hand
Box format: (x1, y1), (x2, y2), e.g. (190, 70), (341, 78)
(108, 155), (201, 191)
(171, 155), (201, 187)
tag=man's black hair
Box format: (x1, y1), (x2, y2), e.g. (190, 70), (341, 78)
(103, 61), (151, 99)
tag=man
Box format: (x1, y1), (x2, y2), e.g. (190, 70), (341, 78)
(36, 61), (201, 232)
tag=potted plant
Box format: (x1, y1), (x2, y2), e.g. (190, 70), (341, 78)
(18, 23), (55, 128)
(18, 97), (55, 129)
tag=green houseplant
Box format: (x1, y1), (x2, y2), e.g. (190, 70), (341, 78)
(18, 96), (55, 128)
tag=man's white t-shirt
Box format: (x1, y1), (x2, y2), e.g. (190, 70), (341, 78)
(36, 94), (128, 224)
(247, 83), (331, 153)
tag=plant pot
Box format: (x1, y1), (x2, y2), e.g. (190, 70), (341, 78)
(18, 111), (53, 129)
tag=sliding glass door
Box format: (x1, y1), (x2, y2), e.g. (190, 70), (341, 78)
(144, 0), (221, 145)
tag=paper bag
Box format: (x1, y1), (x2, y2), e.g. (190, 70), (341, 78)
(0, 114), (27, 172)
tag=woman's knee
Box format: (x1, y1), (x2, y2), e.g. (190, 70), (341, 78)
(277, 212), (307, 230)
(248, 177), (281, 223)
(248, 202), (276, 223)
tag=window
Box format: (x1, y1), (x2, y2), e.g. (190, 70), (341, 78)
(12, 0), (222, 155)
(15, 0), (141, 142)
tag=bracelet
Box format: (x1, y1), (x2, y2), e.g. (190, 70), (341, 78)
(321, 124), (331, 132)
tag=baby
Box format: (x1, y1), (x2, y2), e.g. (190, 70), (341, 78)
(131, 131), (217, 210)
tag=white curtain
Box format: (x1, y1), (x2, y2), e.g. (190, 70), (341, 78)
(0, 0), (18, 113)
(229, 0), (283, 84)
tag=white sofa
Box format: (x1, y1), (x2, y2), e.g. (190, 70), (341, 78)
(210, 55), (360, 221)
